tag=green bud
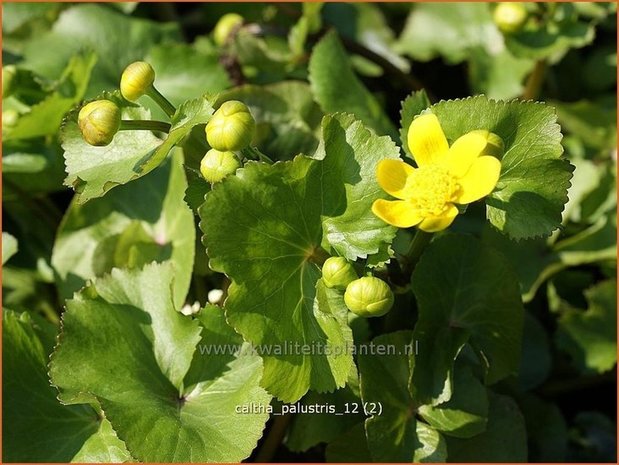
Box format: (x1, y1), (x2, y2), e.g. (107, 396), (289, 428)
(78, 100), (121, 147)
(469, 129), (505, 159)
(120, 61), (155, 101)
(322, 257), (358, 290)
(213, 13), (244, 46)
(206, 100), (256, 152)
(200, 149), (241, 183)
(493, 2), (528, 34)
(344, 277), (394, 318)
(2, 65), (17, 98)
(2, 109), (19, 128)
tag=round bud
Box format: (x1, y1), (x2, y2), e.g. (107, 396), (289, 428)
(322, 257), (358, 290)
(205, 100), (256, 151)
(469, 129), (505, 159)
(344, 277), (394, 318)
(200, 149), (241, 183)
(78, 100), (121, 147)
(493, 3), (528, 34)
(120, 61), (155, 101)
(213, 13), (244, 46)
(3, 65), (17, 98)
(2, 109), (19, 128)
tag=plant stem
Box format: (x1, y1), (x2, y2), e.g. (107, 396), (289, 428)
(401, 230), (433, 276)
(255, 414), (293, 462)
(146, 85), (177, 118)
(119, 120), (171, 133)
(242, 145), (274, 164)
(522, 60), (547, 101)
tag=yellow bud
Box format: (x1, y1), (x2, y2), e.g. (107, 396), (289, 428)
(213, 13), (244, 46)
(205, 100), (256, 151)
(200, 149), (241, 183)
(78, 100), (121, 147)
(344, 277), (394, 318)
(493, 3), (528, 34)
(322, 257), (358, 290)
(469, 129), (505, 159)
(120, 61), (155, 101)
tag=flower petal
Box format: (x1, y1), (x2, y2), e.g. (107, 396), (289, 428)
(372, 199), (423, 228)
(445, 130), (491, 178)
(456, 155), (502, 204)
(418, 204), (459, 232)
(407, 113), (449, 166)
(376, 159), (416, 199)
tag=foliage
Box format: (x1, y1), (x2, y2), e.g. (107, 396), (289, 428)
(2, 2), (616, 463)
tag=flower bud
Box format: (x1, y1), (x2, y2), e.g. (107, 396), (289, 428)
(120, 61), (155, 101)
(322, 257), (358, 290)
(344, 277), (394, 318)
(206, 100), (256, 151)
(78, 100), (121, 147)
(200, 148), (241, 183)
(493, 3), (528, 34)
(469, 129), (505, 159)
(213, 13), (244, 46)
(3, 65), (17, 98)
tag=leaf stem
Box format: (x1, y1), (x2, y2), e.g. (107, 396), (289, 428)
(146, 85), (177, 118)
(241, 145), (274, 164)
(522, 60), (547, 101)
(401, 229), (433, 277)
(255, 413), (293, 462)
(119, 120), (171, 133)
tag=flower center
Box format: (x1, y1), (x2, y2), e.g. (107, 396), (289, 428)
(408, 164), (460, 216)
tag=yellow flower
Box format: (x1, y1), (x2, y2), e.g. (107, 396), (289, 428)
(372, 113), (502, 232)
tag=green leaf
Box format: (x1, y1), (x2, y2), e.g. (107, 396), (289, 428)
(316, 113), (399, 261)
(553, 98), (618, 151)
(396, 3), (502, 64)
(50, 263), (272, 462)
(138, 97), (214, 175)
(52, 152), (194, 309)
(399, 90), (431, 158)
(418, 364), (489, 439)
(411, 234), (524, 405)
(217, 81), (323, 161)
(286, 386), (363, 452)
(446, 392), (527, 462)
(2, 309), (100, 462)
(70, 419), (133, 463)
(200, 157), (353, 402)
(429, 96), (573, 239)
(4, 52), (97, 141)
(21, 4), (180, 96)
(2, 232), (18, 265)
(183, 166), (211, 213)
(506, 19), (595, 61)
(518, 312), (552, 390)
(144, 42), (230, 119)
(358, 331), (447, 462)
(61, 93), (212, 203)
(555, 279), (617, 374)
(520, 395), (567, 462)
(2, 140), (66, 194)
(200, 113), (399, 401)
(468, 47), (535, 100)
(325, 423), (372, 462)
(309, 31), (398, 140)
